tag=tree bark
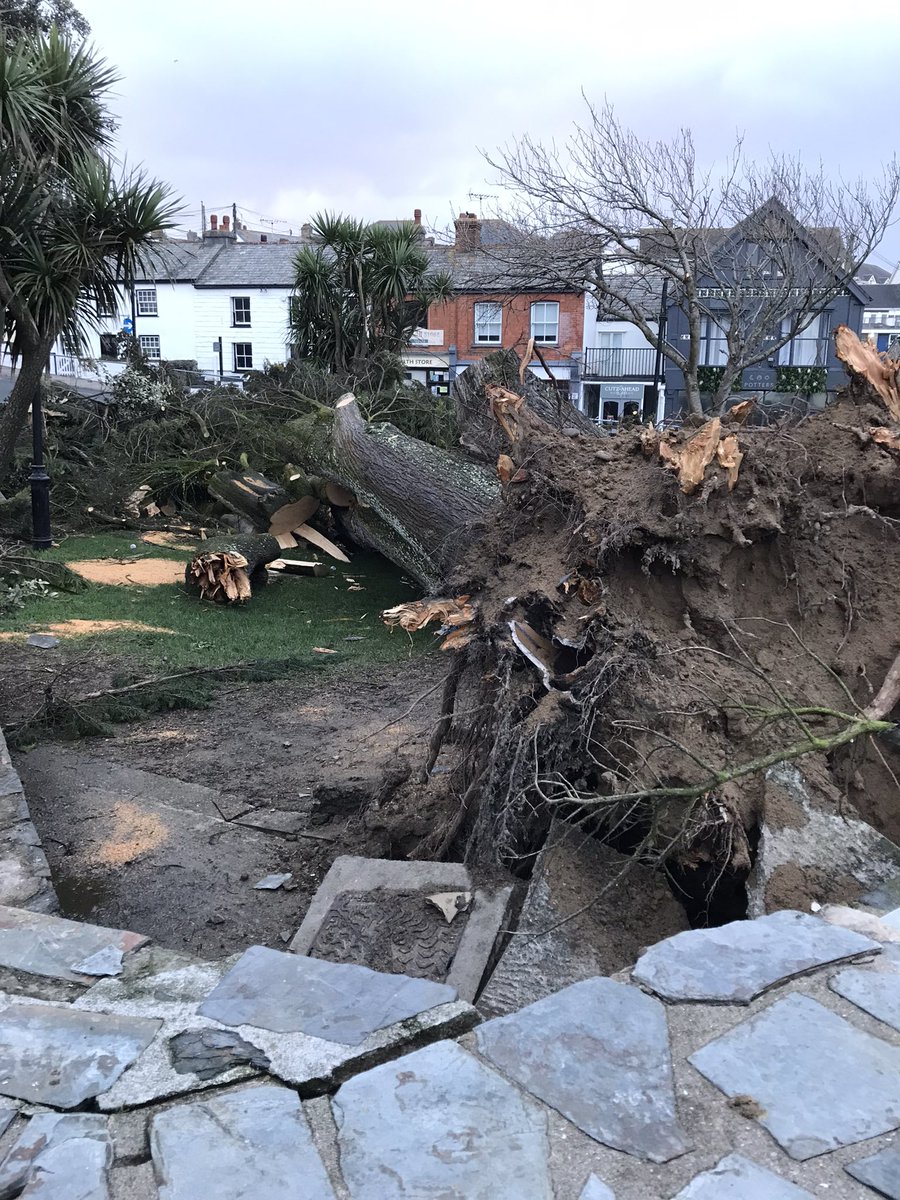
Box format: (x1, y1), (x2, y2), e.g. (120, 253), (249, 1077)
(207, 471), (290, 527)
(0, 334), (55, 481)
(285, 395), (499, 590)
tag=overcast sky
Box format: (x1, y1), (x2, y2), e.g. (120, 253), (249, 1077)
(79, 0), (900, 265)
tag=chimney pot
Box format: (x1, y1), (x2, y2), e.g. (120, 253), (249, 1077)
(414, 208), (422, 224)
(222, 215), (230, 231)
(210, 214), (218, 231)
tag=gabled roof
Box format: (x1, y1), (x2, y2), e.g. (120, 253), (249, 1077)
(856, 261), (891, 285)
(193, 243), (300, 288)
(861, 283), (900, 309)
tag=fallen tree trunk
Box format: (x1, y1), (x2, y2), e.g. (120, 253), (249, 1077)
(285, 395), (499, 590)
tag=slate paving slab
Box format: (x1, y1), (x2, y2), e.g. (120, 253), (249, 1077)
(198, 943), (458, 1046)
(476, 976), (689, 1163)
(0, 1113), (111, 1198)
(690, 992), (900, 1159)
(0, 1002), (160, 1108)
(332, 1040), (553, 1199)
(73, 950), (477, 1106)
(845, 1145), (900, 1199)
(579, 1175), (616, 1199)
(632, 910), (880, 1003)
(830, 960), (900, 1033)
(0, 1103), (13, 1138)
(0, 905), (147, 984)
(151, 1085), (336, 1200)
(672, 1153), (814, 1198)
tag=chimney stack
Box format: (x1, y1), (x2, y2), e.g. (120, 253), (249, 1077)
(210, 214), (218, 231)
(454, 212), (481, 253)
(414, 208), (422, 224)
(222, 215), (230, 231)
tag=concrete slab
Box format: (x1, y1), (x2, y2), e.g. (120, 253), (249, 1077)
(690, 993), (900, 1159)
(0, 904), (147, 985)
(0, 1003), (159, 1108)
(479, 821), (688, 1017)
(477, 977), (688, 1163)
(290, 855), (512, 1002)
(333, 1040), (553, 1199)
(150, 1085), (336, 1200)
(632, 911), (879, 1003)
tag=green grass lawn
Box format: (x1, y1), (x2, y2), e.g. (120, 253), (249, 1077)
(1, 533), (432, 674)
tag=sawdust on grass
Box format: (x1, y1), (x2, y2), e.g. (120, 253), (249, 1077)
(0, 619), (177, 640)
(69, 558), (186, 586)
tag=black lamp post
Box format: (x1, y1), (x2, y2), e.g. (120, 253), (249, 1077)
(29, 377), (52, 550)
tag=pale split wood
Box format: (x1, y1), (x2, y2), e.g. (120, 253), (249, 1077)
(268, 497), (319, 535)
(292, 522), (351, 563)
(834, 324), (900, 420)
(865, 648), (900, 721)
(659, 418), (723, 494)
(716, 433), (743, 491)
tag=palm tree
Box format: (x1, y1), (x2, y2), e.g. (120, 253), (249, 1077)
(289, 214), (453, 382)
(0, 29), (179, 480)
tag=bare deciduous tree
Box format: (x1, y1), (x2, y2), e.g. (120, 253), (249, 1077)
(486, 102), (900, 415)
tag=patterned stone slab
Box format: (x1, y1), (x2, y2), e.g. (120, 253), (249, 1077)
(633, 910), (880, 1003)
(830, 960), (900, 1032)
(0, 1002), (160, 1107)
(151, 1085), (335, 1200)
(0, 904), (147, 984)
(332, 1040), (553, 1199)
(673, 1153), (814, 1198)
(845, 1145), (900, 1199)
(690, 993), (900, 1159)
(579, 1175), (616, 1199)
(199, 944), (458, 1046)
(476, 977), (689, 1163)
(0, 1113), (111, 1198)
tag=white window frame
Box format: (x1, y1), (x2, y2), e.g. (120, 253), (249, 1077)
(134, 287), (158, 316)
(530, 301), (559, 344)
(231, 296), (251, 327)
(138, 334), (161, 360)
(474, 301), (502, 344)
(233, 342), (253, 371)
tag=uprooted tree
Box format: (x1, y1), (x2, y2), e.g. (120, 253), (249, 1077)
(217, 332), (900, 918)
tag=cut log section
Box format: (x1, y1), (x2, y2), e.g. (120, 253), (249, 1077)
(185, 534), (283, 603)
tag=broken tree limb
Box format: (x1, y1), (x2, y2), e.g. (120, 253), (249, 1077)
(207, 471), (290, 527)
(865, 648), (900, 721)
(185, 534), (283, 603)
(285, 395), (499, 590)
(835, 324), (900, 420)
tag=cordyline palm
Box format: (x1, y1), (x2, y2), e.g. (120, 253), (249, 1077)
(290, 213), (453, 379)
(0, 29), (179, 480)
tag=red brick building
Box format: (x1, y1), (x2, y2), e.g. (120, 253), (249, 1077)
(402, 215), (584, 397)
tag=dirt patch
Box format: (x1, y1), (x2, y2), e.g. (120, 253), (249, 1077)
(0, 619), (177, 640)
(68, 558), (186, 586)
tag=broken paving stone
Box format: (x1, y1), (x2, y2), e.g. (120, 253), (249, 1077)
(478, 821), (688, 1017)
(253, 873), (293, 890)
(25, 634), (59, 649)
(830, 960), (900, 1033)
(579, 1176), (616, 1200)
(672, 1153), (814, 1198)
(0, 1003), (160, 1108)
(198, 944), (458, 1046)
(169, 1028), (271, 1081)
(632, 910), (880, 1003)
(332, 1040), (553, 1200)
(70, 944), (124, 977)
(0, 905), (147, 985)
(690, 992), (900, 1159)
(0, 1113), (111, 1197)
(845, 1144), (900, 1199)
(476, 977), (689, 1163)
(0, 1104), (13, 1139)
(151, 1084), (335, 1200)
